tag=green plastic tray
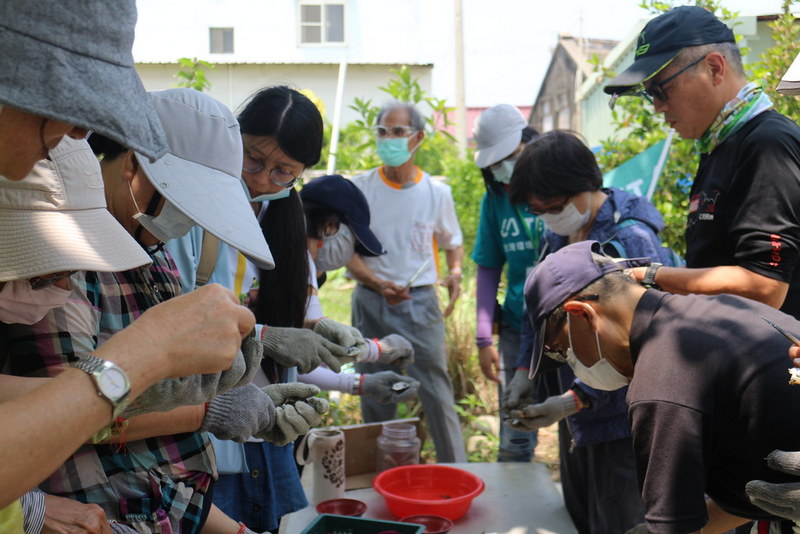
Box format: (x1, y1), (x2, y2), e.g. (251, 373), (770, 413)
(299, 513), (426, 534)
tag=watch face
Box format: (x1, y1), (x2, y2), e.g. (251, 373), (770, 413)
(98, 368), (129, 401)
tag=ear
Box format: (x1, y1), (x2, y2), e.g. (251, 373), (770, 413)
(563, 300), (599, 330)
(704, 52), (726, 86)
(120, 150), (140, 183)
(410, 129), (425, 150)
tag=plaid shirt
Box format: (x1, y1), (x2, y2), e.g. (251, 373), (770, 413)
(4, 251), (216, 534)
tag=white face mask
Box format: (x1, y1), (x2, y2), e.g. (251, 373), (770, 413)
(315, 225), (356, 272)
(565, 314), (628, 391)
(540, 193), (592, 236)
(490, 158), (517, 185)
(129, 183), (196, 243)
(0, 280), (71, 325)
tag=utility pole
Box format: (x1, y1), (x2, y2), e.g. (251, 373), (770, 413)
(454, 0), (467, 158)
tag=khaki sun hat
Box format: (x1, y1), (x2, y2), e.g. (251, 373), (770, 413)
(0, 137), (151, 281)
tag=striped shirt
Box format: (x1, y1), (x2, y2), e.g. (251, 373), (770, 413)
(4, 251), (216, 534)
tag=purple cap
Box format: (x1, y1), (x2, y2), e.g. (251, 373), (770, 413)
(523, 241), (629, 370)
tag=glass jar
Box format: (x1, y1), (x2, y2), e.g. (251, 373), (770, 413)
(376, 422), (421, 473)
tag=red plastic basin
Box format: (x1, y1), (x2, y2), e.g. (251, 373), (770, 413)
(373, 465), (485, 520)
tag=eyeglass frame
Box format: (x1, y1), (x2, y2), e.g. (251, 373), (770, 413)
(372, 125), (419, 138)
(640, 54), (707, 104)
(241, 149), (303, 189)
(28, 270), (77, 290)
(525, 196), (571, 216)
(542, 294), (600, 363)
(608, 54), (708, 110)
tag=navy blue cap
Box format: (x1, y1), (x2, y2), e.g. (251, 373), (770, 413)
(524, 241), (631, 371)
(300, 175), (385, 256)
(604, 6), (735, 96)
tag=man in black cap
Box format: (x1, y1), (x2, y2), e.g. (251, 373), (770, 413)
(605, 6), (800, 321)
(519, 240), (800, 533)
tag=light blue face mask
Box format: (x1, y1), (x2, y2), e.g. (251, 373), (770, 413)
(376, 137), (414, 167)
(241, 179), (291, 202)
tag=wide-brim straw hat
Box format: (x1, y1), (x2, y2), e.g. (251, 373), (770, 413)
(0, 137), (151, 281)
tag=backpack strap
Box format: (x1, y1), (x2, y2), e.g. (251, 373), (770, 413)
(195, 230), (220, 287)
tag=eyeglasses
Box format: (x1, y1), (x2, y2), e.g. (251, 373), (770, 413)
(28, 270), (77, 290)
(242, 150), (302, 188)
(373, 125), (418, 138)
(641, 55), (706, 104)
(525, 197), (570, 216)
(543, 346), (568, 363)
(542, 294), (600, 362)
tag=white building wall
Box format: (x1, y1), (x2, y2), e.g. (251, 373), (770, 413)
(133, 0), (446, 123)
(135, 62), (433, 124)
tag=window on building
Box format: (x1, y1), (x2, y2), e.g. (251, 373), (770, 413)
(541, 100), (553, 132)
(209, 27), (234, 54)
(557, 108), (571, 129)
(300, 1), (345, 45)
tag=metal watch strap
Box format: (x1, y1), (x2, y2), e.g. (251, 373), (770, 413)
(73, 356), (130, 418)
(642, 262), (663, 290)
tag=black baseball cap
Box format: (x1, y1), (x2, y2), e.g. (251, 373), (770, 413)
(300, 174), (386, 257)
(603, 6), (735, 96)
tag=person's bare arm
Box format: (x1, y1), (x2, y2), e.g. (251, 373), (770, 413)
(199, 503), (245, 534)
(633, 265), (788, 309)
(442, 245), (464, 317)
(346, 254), (384, 292)
(105, 405), (205, 443)
(0, 284), (255, 508)
(0, 375), (49, 403)
(346, 254), (410, 305)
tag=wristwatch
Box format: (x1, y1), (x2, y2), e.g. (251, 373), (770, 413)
(73, 356), (131, 418)
(642, 262), (663, 290)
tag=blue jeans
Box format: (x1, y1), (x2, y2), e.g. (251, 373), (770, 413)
(497, 325), (538, 462)
(213, 442), (307, 533)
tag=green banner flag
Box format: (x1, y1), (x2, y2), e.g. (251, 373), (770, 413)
(602, 131), (673, 200)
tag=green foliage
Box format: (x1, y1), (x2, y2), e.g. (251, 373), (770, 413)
(318, 66), (483, 266)
(748, 1), (800, 118)
(595, 0), (800, 255)
(323, 66), (459, 176)
(174, 57), (215, 92)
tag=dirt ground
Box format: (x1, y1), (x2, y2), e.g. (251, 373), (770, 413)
(533, 422), (561, 482)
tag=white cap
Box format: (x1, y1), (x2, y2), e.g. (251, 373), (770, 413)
(778, 52), (800, 95)
(473, 104), (528, 168)
(136, 89), (274, 270)
(0, 137), (151, 281)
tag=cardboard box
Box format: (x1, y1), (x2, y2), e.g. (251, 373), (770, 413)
(333, 418), (427, 490)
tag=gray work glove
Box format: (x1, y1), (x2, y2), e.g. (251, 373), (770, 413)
(502, 368), (536, 410)
(360, 371), (420, 404)
(313, 317), (369, 360)
(624, 524), (649, 534)
(746, 450), (800, 521)
(199, 384), (275, 442)
(506, 391), (579, 431)
(121, 333), (262, 417)
(260, 326), (346, 373)
(255, 383), (330, 445)
(376, 334), (415, 367)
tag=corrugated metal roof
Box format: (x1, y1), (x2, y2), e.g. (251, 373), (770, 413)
(135, 60), (433, 67)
